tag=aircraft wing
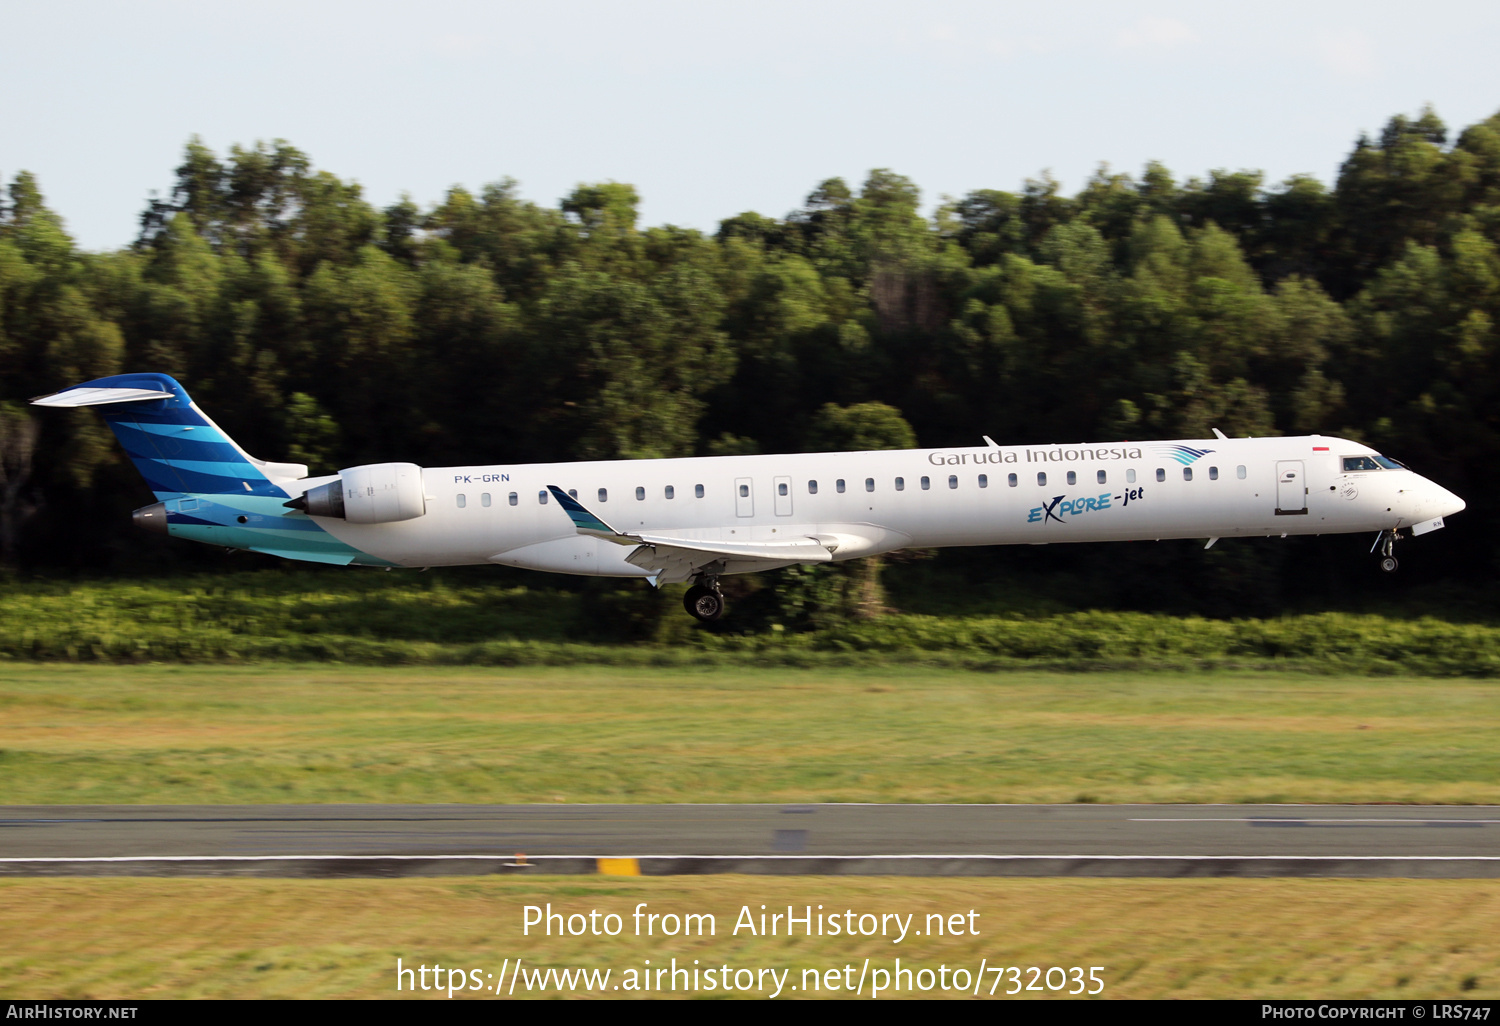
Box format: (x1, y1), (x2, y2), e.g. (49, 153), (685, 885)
(546, 485), (834, 583)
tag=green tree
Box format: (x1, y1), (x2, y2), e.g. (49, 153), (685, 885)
(1329, 107), (1471, 297)
(805, 401), (917, 452)
(301, 246), (419, 462)
(0, 402), (40, 567)
(529, 262), (732, 460)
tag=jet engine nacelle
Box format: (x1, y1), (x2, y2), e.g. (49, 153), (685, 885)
(291, 462), (427, 524)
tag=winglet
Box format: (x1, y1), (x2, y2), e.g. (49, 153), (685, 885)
(547, 485), (620, 538)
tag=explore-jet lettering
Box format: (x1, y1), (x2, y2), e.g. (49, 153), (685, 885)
(1027, 492), (1115, 523)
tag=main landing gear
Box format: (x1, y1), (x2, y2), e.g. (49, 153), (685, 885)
(1372, 528), (1402, 573)
(683, 577), (725, 622)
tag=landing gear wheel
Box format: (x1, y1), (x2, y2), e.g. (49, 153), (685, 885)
(1372, 529), (1403, 573)
(683, 585), (725, 622)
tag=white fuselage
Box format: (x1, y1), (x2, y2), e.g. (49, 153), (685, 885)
(304, 434), (1466, 577)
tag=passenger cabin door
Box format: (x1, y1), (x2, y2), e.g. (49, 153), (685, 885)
(1275, 460), (1307, 515)
(735, 477), (754, 517)
(773, 475), (793, 516)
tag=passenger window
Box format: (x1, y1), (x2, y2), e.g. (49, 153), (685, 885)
(1008, 473), (1017, 487)
(456, 493), (466, 508)
(695, 484), (704, 498)
(948, 475), (958, 489)
(1066, 471), (1076, 485)
(979, 474), (988, 488)
(1209, 467), (1219, 481)
(1127, 469), (1136, 484)
(568, 489), (577, 499)
(481, 492), (491, 507)
(508, 492), (518, 506)
(1037, 473), (1047, 486)
(538, 490), (548, 504)
(739, 484), (749, 498)
(665, 485), (675, 499)
(836, 479), (845, 493)
(779, 482), (788, 496)
(865, 478), (875, 492)
(598, 488), (608, 502)
(1237, 466), (1246, 479)
(1183, 468), (1193, 481)
(808, 480), (818, 494)
(1155, 468), (1165, 483)
(921, 476), (930, 490)
(895, 477), (904, 491)
(635, 486), (645, 501)
(1097, 470), (1107, 484)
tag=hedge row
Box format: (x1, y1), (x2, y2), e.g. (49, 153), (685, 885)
(3, 575), (1497, 676)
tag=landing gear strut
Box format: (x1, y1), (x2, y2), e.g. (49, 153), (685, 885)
(1372, 529), (1402, 573)
(683, 577), (725, 622)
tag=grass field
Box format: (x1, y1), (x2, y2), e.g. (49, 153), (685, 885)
(1, 664), (1497, 805)
(1, 876), (1496, 999)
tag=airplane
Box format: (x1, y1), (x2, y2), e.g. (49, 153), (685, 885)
(33, 372), (1467, 621)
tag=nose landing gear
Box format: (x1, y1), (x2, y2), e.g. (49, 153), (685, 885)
(1371, 529), (1403, 573)
(683, 576), (725, 621)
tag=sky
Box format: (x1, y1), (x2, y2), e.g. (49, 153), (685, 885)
(3, 0), (1499, 252)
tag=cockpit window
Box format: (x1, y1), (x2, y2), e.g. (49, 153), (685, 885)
(1343, 454), (1407, 472)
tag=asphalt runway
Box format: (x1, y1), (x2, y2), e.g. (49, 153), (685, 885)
(3, 804), (1498, 878)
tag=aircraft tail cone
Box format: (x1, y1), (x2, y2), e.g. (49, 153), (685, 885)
(132, 502), (168, 535)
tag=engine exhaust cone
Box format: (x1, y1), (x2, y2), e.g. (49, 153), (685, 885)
(286, 480), (346, 519)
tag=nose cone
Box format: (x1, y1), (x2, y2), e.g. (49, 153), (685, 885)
(1410, 478), (1465, 521)
(1434, 485), (1466, 518)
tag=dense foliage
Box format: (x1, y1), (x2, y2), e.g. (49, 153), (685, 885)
(3, 106), (1498, 610)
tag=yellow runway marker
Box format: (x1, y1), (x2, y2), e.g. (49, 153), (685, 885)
(596, 857), (640, 876)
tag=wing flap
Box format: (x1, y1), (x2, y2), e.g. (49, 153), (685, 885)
(545, 483), (836, 582)
(633, 533), (834, 562)
(622, 542), (818, 584)
(622, 534), (833, 582)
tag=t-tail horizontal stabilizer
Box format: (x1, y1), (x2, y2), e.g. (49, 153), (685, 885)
(31, 385), (174, 407)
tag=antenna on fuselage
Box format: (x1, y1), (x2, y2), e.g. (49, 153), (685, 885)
(982, 435), (1000, 448)
(1212, 428), (1228, 439)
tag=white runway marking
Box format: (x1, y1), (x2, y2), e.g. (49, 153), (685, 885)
(1130, 818), (1500, 824)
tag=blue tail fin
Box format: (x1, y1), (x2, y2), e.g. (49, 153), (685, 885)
(31, 372), (391, 566)
(31, 372), (306, 500)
